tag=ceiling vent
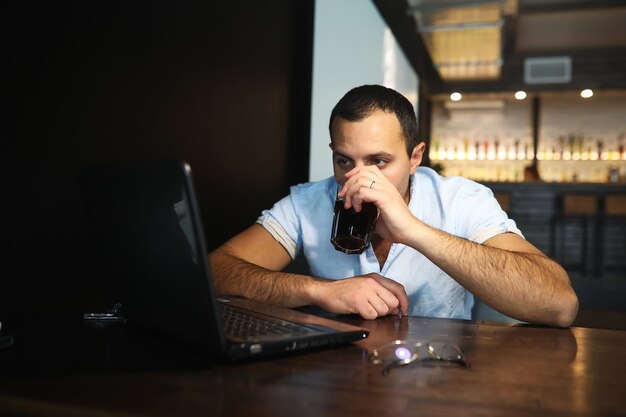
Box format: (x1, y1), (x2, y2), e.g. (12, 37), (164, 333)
(524, 56), (572, 84)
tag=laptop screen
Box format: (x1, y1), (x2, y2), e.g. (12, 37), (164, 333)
(80, 159), (226, 355)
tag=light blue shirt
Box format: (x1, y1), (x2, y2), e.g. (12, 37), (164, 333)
(257, 167), (522, 319)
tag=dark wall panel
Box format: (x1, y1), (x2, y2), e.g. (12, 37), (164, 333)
(0, 1), (313, 322)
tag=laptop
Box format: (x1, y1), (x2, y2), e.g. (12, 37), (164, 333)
(80, 159), (368, 362)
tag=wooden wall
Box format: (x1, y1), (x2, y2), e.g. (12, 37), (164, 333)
(0, 1), (314, 322)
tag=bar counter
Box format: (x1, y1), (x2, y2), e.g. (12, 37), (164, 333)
(482, 180), (626, 219)
(483, 181), (626, 279)
(1, 313), (625, 417)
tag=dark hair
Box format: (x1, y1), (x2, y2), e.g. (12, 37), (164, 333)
(328, 85), (419, 156)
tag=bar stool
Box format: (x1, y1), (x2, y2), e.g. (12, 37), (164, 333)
(599, 195), (626, 278)
(550, 194), (600, 277)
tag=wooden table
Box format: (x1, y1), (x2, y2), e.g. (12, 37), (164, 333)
(0, 314), (625, 417)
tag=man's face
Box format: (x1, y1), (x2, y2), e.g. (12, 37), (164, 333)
(329, 110), (424, 201)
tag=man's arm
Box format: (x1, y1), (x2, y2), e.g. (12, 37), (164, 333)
(209, 224), (312, 306)
(209, 224), (409, 319)
(404, 223), (579, 328)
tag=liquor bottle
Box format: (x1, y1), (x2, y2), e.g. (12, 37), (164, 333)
(568, 134), (575, 156)
(597, 140), (604, 160)
(558, 135), (565, 159)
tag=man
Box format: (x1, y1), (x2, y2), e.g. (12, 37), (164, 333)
(210, 85), (578, 327)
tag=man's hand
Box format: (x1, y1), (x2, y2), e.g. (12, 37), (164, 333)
(309, 273), (409, 320)
(338, 165), (419, 246)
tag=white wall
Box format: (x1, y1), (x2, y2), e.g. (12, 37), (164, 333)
(309, 0), (419, 181)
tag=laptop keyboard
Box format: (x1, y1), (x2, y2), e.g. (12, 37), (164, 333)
(219, 304), (313, 340)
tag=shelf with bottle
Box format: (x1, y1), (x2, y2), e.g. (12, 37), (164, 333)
(538, 160), (626, 183)
(433, 159), (626, 183)
(429, 137), (534, 162)
(430, 137), (626, 162)
(535, 135), (626, 162)
(433, 160), (528, 182)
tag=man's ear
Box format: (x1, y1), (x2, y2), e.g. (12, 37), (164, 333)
(410, 142), (426, 173)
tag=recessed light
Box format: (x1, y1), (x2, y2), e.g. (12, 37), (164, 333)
(581, 89), (593, 98)
(450, 92), (462, 102)
(514, 91), (527, 100)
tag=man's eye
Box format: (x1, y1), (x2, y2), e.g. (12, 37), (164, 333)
(336, 158), (351, 168)
(372, 158), (387, 166)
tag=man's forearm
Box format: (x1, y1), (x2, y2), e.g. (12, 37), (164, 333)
(408, 223), (578, 327)
(209, 250), (316, 308)
(210, 246), (410, 320)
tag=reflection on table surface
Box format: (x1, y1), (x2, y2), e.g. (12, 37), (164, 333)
(1, 314), (624, 417)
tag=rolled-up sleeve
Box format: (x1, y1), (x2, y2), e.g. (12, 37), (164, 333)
(453, 182), (523, 244)
(256, 194), (301, 260)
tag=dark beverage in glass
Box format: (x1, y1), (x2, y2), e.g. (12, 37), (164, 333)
(330, 200), (378, 254)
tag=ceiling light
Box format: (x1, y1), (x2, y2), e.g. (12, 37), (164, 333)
(450, 92), (462, 101)
(581, 89), (593, 98)
(515, 91), (527, 100)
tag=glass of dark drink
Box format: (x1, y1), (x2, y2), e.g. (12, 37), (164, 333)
(330, 199), (379, 254)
